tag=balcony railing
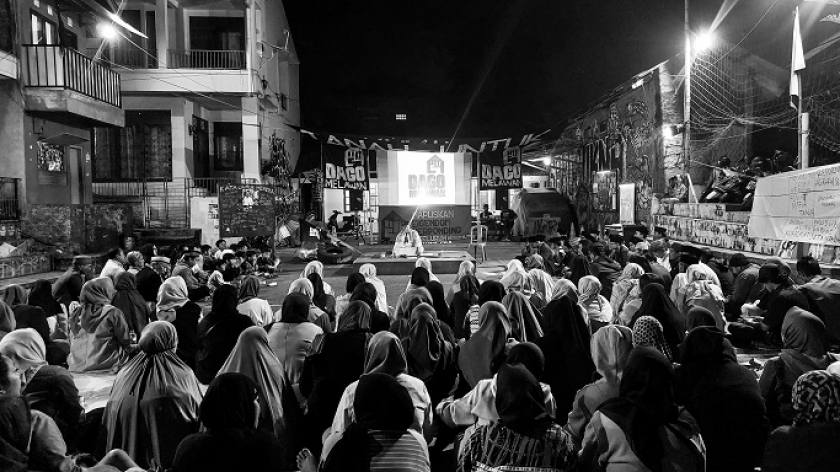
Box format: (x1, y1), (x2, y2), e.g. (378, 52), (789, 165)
(99, 47), (157, 69)
(22, 45), (121, 107)
(168, 49), (245, 70)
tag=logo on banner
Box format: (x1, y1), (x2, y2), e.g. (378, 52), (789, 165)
(480, 146), (522, 189)
(324, 149), (368, 190)
(408, 155), (447, 199)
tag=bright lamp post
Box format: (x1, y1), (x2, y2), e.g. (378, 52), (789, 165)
(683, 0), (714, 196)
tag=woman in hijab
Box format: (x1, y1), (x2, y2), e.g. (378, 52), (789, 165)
(218, 326), (295, 468)
(27, 280), (62, 319)
(459, 301), (512, 387)
(0, 329), (82, 443)
(267, 293), (323, 403)
(299, 373), (431, 472)
(675, 327), (769, 472)
(401, 303), (458, 405)
(685, 306), (722, 333)
(633, 316), (675, 362)
(172, 373), (285, 472)
(350, 282), (390, 333)
(677, 264), (726, 322)
(569, 254), (593, 286)
(630, 283), (686, 358)
(462, 280), (506, 337)
(331, 331), (433, 439)
(301, 260), (333, 296)
(307, 273), (336, 323)
(102, 321), (203, 469)
(446, 260), (475, 305)
(450, 274), (480, 340)
(156, 277), (201, 369)
(358, 263), (388, 313)
(500, 259), (528, 291)
(424, 281), (454, 332)
(578, 275), (613, 334)
(68, 278), (132, 373)
(552, 278), (578, 302)
(286, 278), (332, 333)
(760, 307), (839, 426)
(236, 275), (274, 327)
(195, 285), (254, 384)
(110, 272), (151, 338)
(407, 266), (431, 290)
(610, 263), (644, 318)
(502, 291), (544, 342)
(762, 370), (840, 472)
(526, 255), (554, 302)
(459, 364), (578, 472)
(300, 300), (371, 455)
(2, 285), (49, 344)
(335, 273), (365, 321)
(391, 286), (433, 336)
(621, 273), (663, 324)
(415, 257), (440, 284)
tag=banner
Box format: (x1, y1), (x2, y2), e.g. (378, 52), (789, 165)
(379, 205), (471, 243)
(619, 183), (636, 224)
(219, 184), (276, 238)
(748, 164), (840, 245)
(396, 151), (456, 205)
(479, 146), (522, 190)
(322, 144), (371, 190)
(190, 197), (220, 245)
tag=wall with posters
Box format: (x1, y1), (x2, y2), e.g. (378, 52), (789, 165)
(379, 205), (471, 243)
(190, 197), (220, 245)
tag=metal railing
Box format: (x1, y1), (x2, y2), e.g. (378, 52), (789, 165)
(0, 177), (20, 221)
(168, 49), (245, 70)
(105, 47), (156, 69)
(22, 45), (121, 107)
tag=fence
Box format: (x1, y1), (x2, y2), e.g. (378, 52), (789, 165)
(168, 49), (245, 70)
(21, 45), (121, 107)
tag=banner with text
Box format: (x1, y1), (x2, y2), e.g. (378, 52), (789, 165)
(479, 146), (522, 190)
(395, 151), (457, 205)
(748, 164), (840, 245)
(322, 144), (371, 190)
(379, 205), (471, 243)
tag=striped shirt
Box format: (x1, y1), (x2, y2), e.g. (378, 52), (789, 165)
(367, 430), (430, 472)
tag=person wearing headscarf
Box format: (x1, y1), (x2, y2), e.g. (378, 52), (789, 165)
(285, 278), (333, 334)
(578, 275), (613, 333)
(195, 285), (254, 385)
(267, 293), (323, 403)
(446, 260), (475, 306)
(2, 285), (50, 346)
(675, 327), (769, 472)
(580, 347), (706, 472)
(307, 273), (336, 323)
(685, 306), (721, 333)
(569, 254), (593, 287)
(68, 278), (132, 373)
(760, 307), (839, 426)
(110, 272), (151, 339)
(500, 259), (529, 292)
(610, 263), (644, 318)
(218, 327), (295, 468)
(414, 257), (440, 285)
(401, 303), (458, 405)
(633, 316), (675, 362)
(102, 321), (202, 469)
(236, 275), (274, 327)
(527, 271), (553, 311)
(300, 300), (371, 455)
(552, 278), (578, 302)
(458, 364), (578, 472)
(630, 283), (686, 358)
(762, 370), (840, 472)
(300, 372), (431, 472)
(463, 280), (506, 336)
(502, 291), (544, 342)
(358, 263), (388, 313)
(459, 302), (512, 387)
(335, 273), (365, 321)
(331, 331), (433, 439)
(156, 277), (201, 369)
(676, 264), (726, 323)
(27, 280), (62, 320)
(424, 281), (454, 330)
(0, 329), (82, 444)
(172, 373), (285, 472)
(621, 274), (665, 325)
(450, 274), (480, 340)
(439, 343), (556, 455)
(350, 282), (390, 333)
(406, 267), (431, 292)
(391, 286), (433, 336)
(301, 260), (334, 296)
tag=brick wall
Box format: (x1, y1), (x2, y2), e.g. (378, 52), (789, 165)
(22, 203), (134, 254)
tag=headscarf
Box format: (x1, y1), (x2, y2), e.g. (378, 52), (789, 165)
(578, 275), (613, 323)
(156, 277), (189, 321)
(365, 331), (407, 376)
(111, 272), (150, 336)
(459, 301), (512, 386)
(791, 370), (840, 427)
(238, 275), (261, 303)
(502, 268), (531, 294)
(78, 277), (117, 332)
(591, 324), (634, 387)
(552, 279), (578, 302)
(409, 267), (430, 288)
(288, 278), (314, 301)
(495, 363), (553, 438)
(402, 303), (451, 381)
(686, 264), (718, 284)
(686, 306), (717, 331)
(500, 259), (528, 290)
(338, 301), (371, 332)
(599, 347), (679, 472)
(618, 263), (644, 283)
(631, 283), (685, 356)
(425, 281), (452, 327)
(502, 291), (544, 342)
(459, 275), (480, 304)
(455, 260), (475, 284)
(674, 326), (753, 408)
(358, 263), (378, 279)
(506, 342), (545, 378)
(1, 285), (26, 307)
(0, 396), (31, 472)
(200, 372), (261, 430)
(345, 273), (366, 295)
(524, 254), (545, 271)
(0, 301), (16, 337)
(633, 316), (674, 362)
(350, 283), (378, 312)
(27, 280), (62, 317)
(280, 293), (310, 324)
(302, 261), (332, 295)
(415, 257), (437, 280)
(569, 255), (592, 286)
(306, 273), (327, 302)
(478, 280), (506, 305)
(0, 328), (47, 371)
(394, 287), (432, 322)
(780, 308), (833, 378)
(103, 321), (202, 467)
(528, 268), (554, 301)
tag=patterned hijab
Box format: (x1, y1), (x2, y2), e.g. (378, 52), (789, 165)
(792, 370), (840, 427)
(633, 316), (674, 362)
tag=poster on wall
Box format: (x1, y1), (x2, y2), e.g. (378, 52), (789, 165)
(479, 146), (522, 190)
(395, 151), (457, 206)
(619, 183), (636, 224)
(190, 197), (220, 245)
(323, 145), (371, 190)
(592, 170), (618, 212)
(379, 205), (471, 243)
(219, 185), (276, 237)
(748, 164), (840, 245)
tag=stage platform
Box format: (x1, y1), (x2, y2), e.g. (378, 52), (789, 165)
(352, 251), (475, 275)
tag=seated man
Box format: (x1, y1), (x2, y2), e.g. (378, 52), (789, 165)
(392, 224), (424, 257)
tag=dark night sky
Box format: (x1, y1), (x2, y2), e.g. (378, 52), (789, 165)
(285, 0), (835, 139)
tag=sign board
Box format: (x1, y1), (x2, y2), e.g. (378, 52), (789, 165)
(323, 145), (371, 190)
(379, 205), (471, 243)
(619, 183), (636, 224)
(748, 164), (840, 245)
(219, 185), (276, 238)
(479, 146), (522, 190)
(395, 151), (456, 206)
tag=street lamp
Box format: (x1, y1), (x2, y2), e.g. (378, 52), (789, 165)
(684, 0), (715, 202)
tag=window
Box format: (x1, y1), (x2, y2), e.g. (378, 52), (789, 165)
(213, 122), (243, 171)
(31, 11), (55, 45)
(395, 113), (407, 121)
(280, 93), (288, 111)
(92, 111), (173, 181)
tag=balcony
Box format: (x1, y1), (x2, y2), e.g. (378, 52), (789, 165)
(168, 49), (245, 70)
(21, 45), (124, 127)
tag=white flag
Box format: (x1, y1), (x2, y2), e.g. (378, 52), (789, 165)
(790, 7), (806, 109)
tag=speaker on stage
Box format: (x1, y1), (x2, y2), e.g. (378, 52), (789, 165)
(349, 190), (364, 212)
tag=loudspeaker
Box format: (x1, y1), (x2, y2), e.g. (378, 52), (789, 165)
(349, 190), (364, 212)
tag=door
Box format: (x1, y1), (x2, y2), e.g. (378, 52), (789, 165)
(68, 147), (83, 204)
